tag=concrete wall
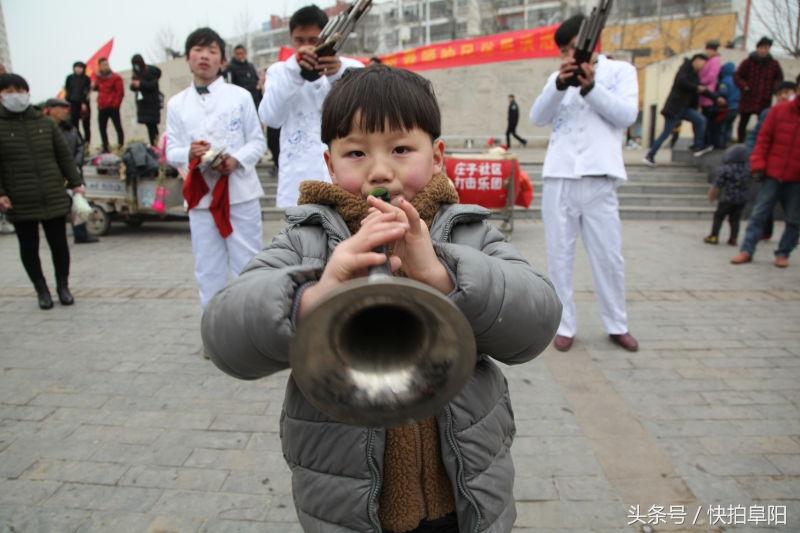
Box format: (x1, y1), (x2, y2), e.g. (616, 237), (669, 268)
(642, 51), (800, 148)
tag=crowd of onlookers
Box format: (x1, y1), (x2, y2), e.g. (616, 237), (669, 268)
(643, 37), (799, 269)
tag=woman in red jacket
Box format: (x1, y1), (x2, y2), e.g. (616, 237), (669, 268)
(92, 57), (125, 153)
(732, 79), (800, 268)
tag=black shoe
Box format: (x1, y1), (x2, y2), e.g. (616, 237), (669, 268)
(56, 278), (74, 306)
(75, 234), (99, 244)
(33, 279), (53, 310)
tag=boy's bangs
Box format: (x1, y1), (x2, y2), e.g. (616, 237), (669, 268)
(322, 66), (441, 145)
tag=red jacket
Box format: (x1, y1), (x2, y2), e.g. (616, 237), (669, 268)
(94, 72), (124, 110)
(750, 98), (800, 183)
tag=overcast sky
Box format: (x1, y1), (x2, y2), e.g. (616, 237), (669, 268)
(4, 0), (336, 101)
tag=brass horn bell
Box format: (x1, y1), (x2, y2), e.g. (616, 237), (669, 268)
(289, 191), (476, 428)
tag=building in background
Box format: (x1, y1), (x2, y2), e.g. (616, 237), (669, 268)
(0, 0), (12, 71)
(240, 0), (737, 69)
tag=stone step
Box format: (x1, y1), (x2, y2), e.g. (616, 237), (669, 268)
(260, 205), (716, 222)
(526, 193), (711, 208)
(528, 181), (709, 195)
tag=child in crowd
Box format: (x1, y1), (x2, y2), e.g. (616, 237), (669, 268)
(166, 28), (266, 309)
(705, 144), (751, 246)
(202, 66), (561, 533)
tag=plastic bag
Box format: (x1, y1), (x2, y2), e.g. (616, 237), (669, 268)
(72, 194), (92, 223)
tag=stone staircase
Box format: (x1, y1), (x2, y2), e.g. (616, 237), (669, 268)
(257, 159), (714, 221)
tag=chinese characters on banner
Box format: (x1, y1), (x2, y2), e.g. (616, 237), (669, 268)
(445, 157), (522, 209)
(277, 25), (560, 72)
(380, 25), (559, 72)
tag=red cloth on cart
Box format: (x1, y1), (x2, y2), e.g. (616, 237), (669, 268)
(183, 158), (233, 238)
(444, 157), (532, 208)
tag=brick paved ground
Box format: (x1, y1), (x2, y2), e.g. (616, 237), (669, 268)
(0, 217), (798, 532)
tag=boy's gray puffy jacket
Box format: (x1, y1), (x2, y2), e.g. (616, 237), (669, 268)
(202, 203), (562, 533)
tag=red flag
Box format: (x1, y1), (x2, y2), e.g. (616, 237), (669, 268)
(57, 38), (115, 98)
(86, 38), (115, 82)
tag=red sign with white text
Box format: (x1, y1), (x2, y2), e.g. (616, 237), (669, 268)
(276, 25), (559, 72)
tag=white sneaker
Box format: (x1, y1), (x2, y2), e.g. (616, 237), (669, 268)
(692, 145), (714, 157)
(642, 156), (656, 168)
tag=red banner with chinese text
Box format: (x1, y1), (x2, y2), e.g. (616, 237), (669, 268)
(276, 25), (558, 72)
(446, 156), (531, 209)
(381, 25), (559, 72)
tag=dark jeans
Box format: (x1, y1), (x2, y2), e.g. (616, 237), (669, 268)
(647, 108), (706, 159)
(737, 111), (758, 144)
(384, 513), (459, 533)
(144, 123), (159, 146)
(98, 108), (124, 152)
(506, 124), (527, 148)
(710, 201), (745, 241)
(718, 109), (737, 149)
(13, 216), (70, 284)
(701, 106), (721, 149)
(69, 101), (91, 146)
(741, 179), (800, 257)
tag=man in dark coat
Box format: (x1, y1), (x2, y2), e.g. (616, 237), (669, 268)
(64, 61), (92, 147)
(0, 74), (85, 309)
(130, 54), (162, 146)
(227, 45), (280, 169)
(44, 98), (99, 244)
(505, 94), (527, 148)
(224, 45), (262, 108)
(735, 36), (784, 143)
(644, 54), (713, 166)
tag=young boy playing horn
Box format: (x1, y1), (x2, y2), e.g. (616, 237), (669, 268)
(203, 66), (561, 532)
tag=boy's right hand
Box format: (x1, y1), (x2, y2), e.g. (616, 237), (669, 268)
(189, 141), (211, 161)
(708, 187), (719, 203)
(298, 213), (408, 320)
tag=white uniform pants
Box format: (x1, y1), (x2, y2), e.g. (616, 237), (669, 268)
(189, 199), (263, 309)
(541, 177), (628, 337)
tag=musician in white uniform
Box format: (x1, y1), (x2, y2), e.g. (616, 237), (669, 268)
(259, 5), (363, 208)
(530, 14), (640, 353)
(166, 27), (266, 309)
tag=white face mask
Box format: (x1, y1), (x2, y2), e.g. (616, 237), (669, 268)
(1, 92), (30, 113)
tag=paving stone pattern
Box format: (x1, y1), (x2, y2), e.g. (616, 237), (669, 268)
(0, 217), (798, 532)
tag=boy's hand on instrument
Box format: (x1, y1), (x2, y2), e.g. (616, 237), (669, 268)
(0, 195), (12, 212)
(296, 46), (319, 71)
(189, 140), (210, 161)
(299, 212), (406, 319)
(317, 55), (342, 77)
(366, 195), (454, 295)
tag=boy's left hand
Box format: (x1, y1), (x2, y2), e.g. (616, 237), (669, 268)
(365, 195), (454, 294)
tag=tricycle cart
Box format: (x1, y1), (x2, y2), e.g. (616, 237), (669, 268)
(83, 164), (186, 236)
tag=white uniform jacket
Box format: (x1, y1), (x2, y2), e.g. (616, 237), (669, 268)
(259, 54), (364, 208)
(529, 55), (638, 181)
(166, 77), (267, 208)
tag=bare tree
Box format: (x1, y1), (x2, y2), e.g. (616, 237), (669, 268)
(233, 7), (258, 51)
(751, 0), (800, 57)
(149, 26), (181, 63)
